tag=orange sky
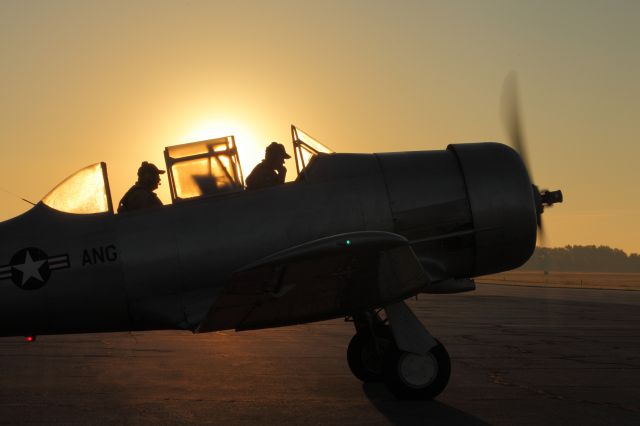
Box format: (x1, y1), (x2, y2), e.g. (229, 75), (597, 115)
(1, 1), (639, 253)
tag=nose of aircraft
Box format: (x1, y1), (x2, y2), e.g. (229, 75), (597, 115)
(447, 142), (538, 276)
(377, 142), (538, 279)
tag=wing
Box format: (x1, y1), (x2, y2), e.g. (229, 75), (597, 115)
(197, 231), (429, 332)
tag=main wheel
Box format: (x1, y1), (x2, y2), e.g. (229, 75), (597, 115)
(347, 328), (393, 382)
(383, 339), (451, 400)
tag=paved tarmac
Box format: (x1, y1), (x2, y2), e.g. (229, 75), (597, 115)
(0, 284), (638, 425)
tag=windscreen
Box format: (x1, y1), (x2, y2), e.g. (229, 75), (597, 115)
(42, 163), (112, 214)
(291, 125), (334, 175)
(293, 127), (333, 155)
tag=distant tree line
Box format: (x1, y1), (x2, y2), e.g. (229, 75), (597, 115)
(521, 245), (640, 272)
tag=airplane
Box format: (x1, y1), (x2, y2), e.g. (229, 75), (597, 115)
(0, 76), (562, 400)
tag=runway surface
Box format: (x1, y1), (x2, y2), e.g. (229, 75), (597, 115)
(1, 284), (638, 425)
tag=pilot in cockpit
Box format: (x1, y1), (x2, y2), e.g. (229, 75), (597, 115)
(118, 161), (165, 213)
(245, 142), (291, 190)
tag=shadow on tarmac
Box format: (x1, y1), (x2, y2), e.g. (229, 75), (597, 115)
(363, 383), (488, 426)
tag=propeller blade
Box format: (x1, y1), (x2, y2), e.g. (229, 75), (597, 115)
(537, 221), (546, 247)
(537, 222), (551, 272)
(502, 71), (532, 179)
(501, 73), (562, 266)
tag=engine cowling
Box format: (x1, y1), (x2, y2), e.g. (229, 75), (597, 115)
(448, 142), (537, 276)
(377, 142), (537, 278)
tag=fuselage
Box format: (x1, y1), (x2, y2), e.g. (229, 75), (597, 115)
(0, 143), (537, 337)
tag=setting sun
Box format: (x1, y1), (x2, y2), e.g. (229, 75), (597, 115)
(181, 119), (265, 179)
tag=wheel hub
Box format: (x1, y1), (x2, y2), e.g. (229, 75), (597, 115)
(398, 352), (438, 388)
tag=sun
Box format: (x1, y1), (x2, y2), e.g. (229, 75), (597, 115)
(181, 119), (265, 178)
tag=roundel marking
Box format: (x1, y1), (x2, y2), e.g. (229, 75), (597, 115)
(0, 247), (70, 291)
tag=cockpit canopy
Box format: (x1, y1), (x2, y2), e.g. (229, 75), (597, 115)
(164, 136), (244, 202)
(42, 163), (113, 214)
(291, 125), (333, 175)
(39, 125), (334, 215)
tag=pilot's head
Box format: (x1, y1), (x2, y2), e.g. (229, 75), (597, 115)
(137, 161), (165, 190)
(265, 142), (291, 167)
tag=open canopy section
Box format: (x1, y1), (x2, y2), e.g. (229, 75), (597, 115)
(291, 125), (334, 175)
(42, 163), (113, 214)
(164, 136), (244, 202)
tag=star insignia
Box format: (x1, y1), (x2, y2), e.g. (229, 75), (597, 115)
(14, 251), (47, 286)
(0, 247), (70, 290)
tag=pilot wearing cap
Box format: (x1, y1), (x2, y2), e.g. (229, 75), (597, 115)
(245, 142), (291, 190)
(117, 161), (165, 213)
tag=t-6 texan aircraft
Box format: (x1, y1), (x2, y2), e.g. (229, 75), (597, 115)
(0, 77), (562, 400)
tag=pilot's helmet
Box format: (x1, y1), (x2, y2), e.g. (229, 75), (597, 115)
(265, 142), (291, 160)
(137, 161), (166, 178)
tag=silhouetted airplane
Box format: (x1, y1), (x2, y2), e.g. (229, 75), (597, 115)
(0, 77), (562, 400)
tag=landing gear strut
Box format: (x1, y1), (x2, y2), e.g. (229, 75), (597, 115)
(347, 302), (451, 400)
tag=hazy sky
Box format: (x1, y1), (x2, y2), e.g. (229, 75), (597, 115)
(1, 0), (638, 253)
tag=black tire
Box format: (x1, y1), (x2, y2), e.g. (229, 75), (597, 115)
(347, 330), (392, 382)
(383, 339), (451, 400)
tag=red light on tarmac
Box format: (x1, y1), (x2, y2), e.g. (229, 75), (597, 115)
(25, 336), (36, 342)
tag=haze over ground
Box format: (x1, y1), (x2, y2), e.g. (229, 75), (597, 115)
(1, 1), (638, 253)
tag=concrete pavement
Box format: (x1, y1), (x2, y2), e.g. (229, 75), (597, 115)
(0, 284), (638, 425)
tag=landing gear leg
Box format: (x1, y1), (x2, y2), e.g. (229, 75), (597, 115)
(346, 311), (393, 382)
(382, 301), (451, 400)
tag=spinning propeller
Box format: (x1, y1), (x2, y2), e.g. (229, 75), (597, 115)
(502, 72), (563, 246)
